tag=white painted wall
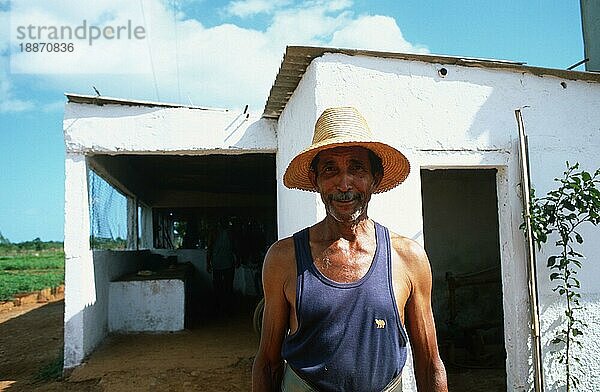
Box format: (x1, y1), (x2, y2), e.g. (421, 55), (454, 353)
(64, 104), (276, 154)
(276, 62), (321, 239)
(63, 153), (93, 369)
(83, 251), (147, 351)
(276, 63), (320, 238)
(277, 53), (600, 391)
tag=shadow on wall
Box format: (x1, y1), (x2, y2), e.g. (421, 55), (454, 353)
(64, 250), (148, 369)
(539, 302), (579, 392)
(229, 117), (277, 150)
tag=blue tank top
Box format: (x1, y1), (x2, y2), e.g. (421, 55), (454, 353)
(282, 222), (408, 391)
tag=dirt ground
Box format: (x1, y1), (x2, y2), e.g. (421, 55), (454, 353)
(0, 298), (259, 392)
(0, 298), (506, 391)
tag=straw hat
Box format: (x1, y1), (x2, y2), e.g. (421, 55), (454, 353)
(283, 107), (410, 193)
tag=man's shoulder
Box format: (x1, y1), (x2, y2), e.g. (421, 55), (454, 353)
(266, 236), (295, 258)
(385, 228), (428, 265)
(385, 228), (432, 292)
(263, 236), (297, 276)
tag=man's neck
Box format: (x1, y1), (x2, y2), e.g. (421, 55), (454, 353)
(321, 214), (373, 242)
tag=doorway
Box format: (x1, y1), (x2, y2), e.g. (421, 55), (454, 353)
(421, 168), (506, 391)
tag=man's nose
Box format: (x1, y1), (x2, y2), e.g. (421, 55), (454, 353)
(336, 170), (353, 191)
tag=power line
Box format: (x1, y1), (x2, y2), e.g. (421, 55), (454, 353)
(139, 0), (160, 101)
(173, 0), (182, 103)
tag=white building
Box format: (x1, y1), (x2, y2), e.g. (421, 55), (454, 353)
(63, 46), (600, 391)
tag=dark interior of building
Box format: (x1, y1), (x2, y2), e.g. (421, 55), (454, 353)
(88, 153), (277, 327)
(421, 168), (506, 391)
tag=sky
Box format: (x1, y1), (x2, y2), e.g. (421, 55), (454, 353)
(0, 0), (587, 242)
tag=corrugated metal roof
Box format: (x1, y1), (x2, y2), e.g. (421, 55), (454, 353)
(65, 93), (228, 111)
(262, 45), (600, 119)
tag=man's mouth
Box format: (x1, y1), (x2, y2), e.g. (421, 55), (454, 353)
(330, 191), (361, 203)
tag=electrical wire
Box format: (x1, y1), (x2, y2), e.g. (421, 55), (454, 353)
(172, 0), (182, 103)
(139, 0), (161, 101)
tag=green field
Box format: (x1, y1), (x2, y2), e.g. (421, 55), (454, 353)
(0, 250), (65, 301)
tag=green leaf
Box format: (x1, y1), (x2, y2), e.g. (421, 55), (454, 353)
(571, 277), (580, 285)
(547, 256), (557, 267)
(539, 232), (547, 243)
(582, 171), (592, 182)
(575, 233), (583, 244)
(550, 272), (561, 281)
(568, 250), (584, 258)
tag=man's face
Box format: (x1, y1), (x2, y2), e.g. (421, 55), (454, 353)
(309, 146), (382, 224)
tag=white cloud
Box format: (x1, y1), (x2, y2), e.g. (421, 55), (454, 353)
(0, 8), (34, 113)
(0, 96), (34, 113)
(323, 0), (352, 12)
(42, 100), (66, 112)
(329, 15), (429, 53)
(226, 0), (290, 18)
(225, 0), (350, 18)
(0, 9), (8, 52)
(2, 0), (429, 111)
(9, 0), (154, 74)
(265, 5), (352, 47)
(0, 56), (36, 112)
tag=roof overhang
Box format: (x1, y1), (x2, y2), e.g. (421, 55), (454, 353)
(65, 93), (228, 112)
(262, 45), (600, 119)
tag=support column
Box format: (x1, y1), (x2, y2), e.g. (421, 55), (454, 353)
(127, 196), (138, 250)
(63, 153), (95, 369)
(139, 204), (153, 249)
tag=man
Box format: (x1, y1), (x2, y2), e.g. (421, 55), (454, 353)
(252, 107), (447, 391)
(207, 218), (237, 314)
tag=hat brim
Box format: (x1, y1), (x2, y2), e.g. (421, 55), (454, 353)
(283, 138), (410, 193)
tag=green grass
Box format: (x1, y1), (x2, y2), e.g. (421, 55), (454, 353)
(35, 352), (64, 382)
(0, 251), (64, 271)
(0, 250), (64, 301)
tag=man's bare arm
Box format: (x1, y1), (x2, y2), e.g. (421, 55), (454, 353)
(397, 238), (448, 392)
(252, 239), (294, 392)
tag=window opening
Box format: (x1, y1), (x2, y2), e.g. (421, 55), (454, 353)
(88, 169), (128, 250)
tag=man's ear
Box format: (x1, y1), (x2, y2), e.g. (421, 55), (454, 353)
(371, 171), (383, 192)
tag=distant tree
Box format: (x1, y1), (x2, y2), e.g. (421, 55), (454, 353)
(0, 231), (10, 245)
(33, 237), (42, 251)
(89, 236), (126, 250)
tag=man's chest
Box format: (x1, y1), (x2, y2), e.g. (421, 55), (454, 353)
(310, 241), (376, 284)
